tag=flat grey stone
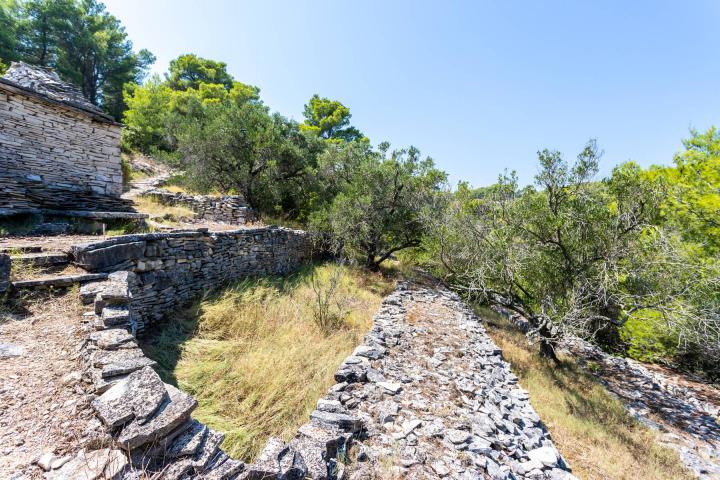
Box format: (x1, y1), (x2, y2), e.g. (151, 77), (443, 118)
(167, 419), (208, 458)
(90, 347), (145, 368)
(117, 384), (196, 450)
(378, 381), (402, 394)
(92, 366), (168, 427)
(309, 410), (363, 432)
(528, 446), (559, 467)
(0, 343), (24, 359)
(90, 329), (135, 350)
(101, 306), (130, 327)
(101, 356), (156, 378)
(203, 456), (244, 480)
(353, 344), (386, 360)
(446, 429), (472, 444)
(192, 429), (226, 470)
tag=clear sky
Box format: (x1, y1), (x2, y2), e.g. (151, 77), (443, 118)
(103, 0), (720, 187)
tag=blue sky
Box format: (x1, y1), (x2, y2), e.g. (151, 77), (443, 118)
(103, 0), (720, 187)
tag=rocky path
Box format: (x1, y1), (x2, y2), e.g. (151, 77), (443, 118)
(120, 172), (170, 200)
(325, 282), (576, 480)
(567, 339), (720, 479)
(0, 293), (104, 479)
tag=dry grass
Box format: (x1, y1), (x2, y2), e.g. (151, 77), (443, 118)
(478, 307), (693, 480)
(162, 184), (189, 194)
(142, 263), (395, 462)
(132, 196), (196, 222)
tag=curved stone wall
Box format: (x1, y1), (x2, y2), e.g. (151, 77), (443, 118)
(72, 227), (314, 333)
(140, 188), (256, 224)
(70, 269), (576, 480)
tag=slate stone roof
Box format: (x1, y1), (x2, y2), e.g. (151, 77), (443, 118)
(0, 61), (114, 122)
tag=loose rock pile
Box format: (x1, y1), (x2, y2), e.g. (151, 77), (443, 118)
(140, 188), (256, 224)
(565, 338), (720, 479)
(298, 282), (577, 480)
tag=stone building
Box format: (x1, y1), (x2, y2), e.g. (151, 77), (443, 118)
(0, 62), (130, 215)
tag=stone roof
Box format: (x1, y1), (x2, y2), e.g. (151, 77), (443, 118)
(0, 61), (113, 121)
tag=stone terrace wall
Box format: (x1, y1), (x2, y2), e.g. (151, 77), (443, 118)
(141, 188), (256, 224)
(74, 277), (576, 479)
(72, 227), (314, 332)
(0, 254), (9, 293)
(0, 85), (122, 213)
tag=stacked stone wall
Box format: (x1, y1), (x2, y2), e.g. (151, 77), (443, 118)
(71, 227), (314, 332)
(141, 188), (256, 224)
(0, 254), (10, 293)
(0, 86), (122, 213)
(75, 276), (576, 479)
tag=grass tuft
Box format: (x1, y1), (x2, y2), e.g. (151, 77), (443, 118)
(142, 263), (394, 461)
(132, 196), (196, 223)
(477, 306), (693, 480)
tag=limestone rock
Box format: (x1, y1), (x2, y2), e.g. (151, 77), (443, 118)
(117, 383), (196, 450)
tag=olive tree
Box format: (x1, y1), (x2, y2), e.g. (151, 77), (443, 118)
(425, 141), (670, 359)
(312, 141), (446, 270)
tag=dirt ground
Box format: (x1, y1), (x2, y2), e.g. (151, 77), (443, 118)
(0, 292), (99, 479)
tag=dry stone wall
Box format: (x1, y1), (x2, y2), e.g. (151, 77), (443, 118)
(141, 188), (256, 224)
(74, 275), (576, 479)
(0, 83), (123, 214)
(0, 254), (9, 293)
(72, 227), (314, 332)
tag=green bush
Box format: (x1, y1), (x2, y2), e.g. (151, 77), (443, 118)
(620, 310), (678, 364)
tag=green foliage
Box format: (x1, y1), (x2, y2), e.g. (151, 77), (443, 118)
(649, 127), (720, 253)
(173, 101), (323, 215)
(620, 310), (678, 363)
(6, 0), (154, 119)
(426, 135), (720, 376)
(121, 57), (260, 154)
(300, 94), (363, 142)
(166, 54), (234, 91)
(120, 156), (132, 185)
(0, 1), (17, 65)
(311, 141), (446, 270)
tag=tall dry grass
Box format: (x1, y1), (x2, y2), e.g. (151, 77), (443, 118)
(132, 196), (196, 221)
(478, 307), (693, 480)
(143, 263), (394, 461)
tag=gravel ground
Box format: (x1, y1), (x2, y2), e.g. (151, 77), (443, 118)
(0, 292), (100, 479)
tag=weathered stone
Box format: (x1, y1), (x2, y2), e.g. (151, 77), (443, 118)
(309, 410), (363, 433)
(377, 382), (402, 394)
(445, 429), (472, 445)
(527, 446), (559, 467)
(101, 355), (155, 378)
(101, 306), (131, 327)
(74, 241), (146, 271)
(92, 379), (134, 427)
(80, 281), (106, 304)
(353, 345), (386, 360)
(167, 419), (208, 458)
(90, 329), (135, 350)
(90, 348), (146, 368)
(46, 448), (125, 480)
(117, 384), (196, 450)
(0, 343), (25, 358)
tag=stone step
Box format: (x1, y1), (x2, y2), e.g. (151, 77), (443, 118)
(13, 251), (69, 268)
(42, 209), (149, 220)
(11, 272), (108, 289)
(0, 246), (42, 253)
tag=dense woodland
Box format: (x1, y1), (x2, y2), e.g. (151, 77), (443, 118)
(1, 0), (719, 379)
